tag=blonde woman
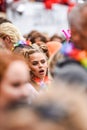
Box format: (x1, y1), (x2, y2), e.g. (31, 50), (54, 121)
(0, 22), (24, 50)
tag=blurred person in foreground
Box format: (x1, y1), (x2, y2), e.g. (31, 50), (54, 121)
(3, 84), (87, 130)
(49, 49), (87, 94)
(29, 86), (87, 130)
(0, 50), (37, 111)
(49, 3), (87, 86)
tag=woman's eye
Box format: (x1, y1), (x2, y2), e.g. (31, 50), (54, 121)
(32, 61), (38, 66)
(41, 59), (46, 64)
(12, 82), (21, 87)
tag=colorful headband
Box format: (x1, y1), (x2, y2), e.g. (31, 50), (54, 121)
(14, 40), (32, 48)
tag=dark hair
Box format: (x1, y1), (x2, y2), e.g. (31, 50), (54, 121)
(0, 17), (12, 24)
(27, 31), (48, 43)
(13, 44), (33, 54)
(50, 34), (63, 42)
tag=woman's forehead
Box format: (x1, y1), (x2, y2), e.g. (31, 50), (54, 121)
(29, 52), (46, 61)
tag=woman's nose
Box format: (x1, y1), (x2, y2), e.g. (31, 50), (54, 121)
(39, 62), (43, 68)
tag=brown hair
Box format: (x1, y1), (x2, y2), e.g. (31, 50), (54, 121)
(0, 17), (12, 24)
(50, 34), (63, 42)
(26, 30), (48, 43)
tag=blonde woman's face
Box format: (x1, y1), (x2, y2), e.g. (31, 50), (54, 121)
(29, 52), (48, 80)
(0, 61), (30, 109)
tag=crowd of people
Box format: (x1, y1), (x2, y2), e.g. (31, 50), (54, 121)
(0, 2), (87, 130)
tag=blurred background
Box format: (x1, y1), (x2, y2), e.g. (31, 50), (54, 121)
(0, 0), (86, 36)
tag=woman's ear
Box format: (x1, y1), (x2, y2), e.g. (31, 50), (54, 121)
(4, 36), (11, 44)
(3, 36), (13, 50)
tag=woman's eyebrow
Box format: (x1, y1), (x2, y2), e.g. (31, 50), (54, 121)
(32, 61), (38, 62)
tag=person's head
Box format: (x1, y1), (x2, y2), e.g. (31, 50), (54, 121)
(27, 86), (87, 130)
(0, 50), (30, 110)
(68, 2), (87, 50)
(13, 43), (48, 82)
(13, 43), (33, 54)
(22, 48), (48, 80)
(49, 50), (87, 92)
(0, 17), (12, 24)
(0, 17), (12, 49)
(0, 23), (24, 50)
(27, 30), (48, 43)
(50, 34), (63, 43)
(49, 51), (63, 77)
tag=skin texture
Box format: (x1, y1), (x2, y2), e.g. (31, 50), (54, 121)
(0, 61), (30, 109)
(29, 52), (48, 80)
(69, 4), (87, 50)
(71, 26), (87, 50)
(2, 36), (13, 50)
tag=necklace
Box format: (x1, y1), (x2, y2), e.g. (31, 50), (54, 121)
(32, 76), (48, 90)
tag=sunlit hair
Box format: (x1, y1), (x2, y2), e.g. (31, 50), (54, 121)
(0, 23), (24, 44)
(33, 42), (49, 59)
(14, 44), (48, 60)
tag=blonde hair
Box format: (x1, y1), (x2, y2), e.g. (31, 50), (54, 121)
(21, 45), (47, 60)
(49, 51), (63, 77)
(0, 23), (24, 44)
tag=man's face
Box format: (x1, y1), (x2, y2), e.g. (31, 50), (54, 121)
(71, 9), (87, 50)
(0, 61), (29, 110)
(71, 26), (87, 50)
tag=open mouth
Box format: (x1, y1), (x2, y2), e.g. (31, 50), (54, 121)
(39, 69), (45, 75)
